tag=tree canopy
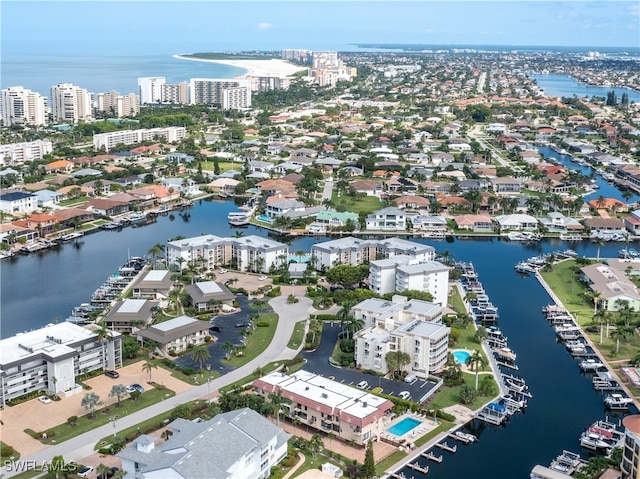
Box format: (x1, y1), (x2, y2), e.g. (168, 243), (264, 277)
(325, 264), (370, 289)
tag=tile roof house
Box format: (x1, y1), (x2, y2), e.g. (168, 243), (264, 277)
(117, 408), (290, 479)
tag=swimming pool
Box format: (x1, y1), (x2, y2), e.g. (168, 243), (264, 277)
(452, 350), (471, 365)
(257, 214), (273, 223)
(387, 417), (421, 436)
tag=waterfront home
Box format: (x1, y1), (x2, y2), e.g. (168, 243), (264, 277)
(624, 210), (640, 236)
(539, 212), (584, 234)
(265, 198), (306, 218)
(184, 281), (235, 312)
(0, 223), (36, 245)
(118, 408), (290, 479)
(365, 207), (407, 231)
(136, 315), (211, 354)
(369, 255), (449, 305)
(0, 322), (122, 406)
(313, 210), (359, 228)
(161, 177), (200, 197)
(0, 191), (38, 214)
(351, 296), (448, 379)
(453, 214), (494, 232)
(104, 299), (156, 333)
(584, 217), (626, 235)
(579, 263), (640, 311)
(587, 198), (628, 213)
(254, 370), (393, 445)
(208, 177), (240, 194)
(495, 214), (539, 231)
(255, 178), (297, 197)
(12, 213), (64, 236)
(83, 197), (131, 217)
(132, 270), (174, 299)
(411, 215), (447, 232)
(394, 195), (431, 212)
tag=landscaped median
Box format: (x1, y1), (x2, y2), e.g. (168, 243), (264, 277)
(24, 385), (175, 446)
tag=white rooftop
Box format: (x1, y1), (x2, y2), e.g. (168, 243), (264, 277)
(197, 281), (223, 294)
(153, 315), (198, 332)
(117, 299), (147, 313)
(144, 270), (171, 282)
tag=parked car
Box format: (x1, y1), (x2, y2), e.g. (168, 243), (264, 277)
(38, 395), (52, 404)
(398, 391), (411, 400)
(404, 374), (417, 384)
(356, 380), (369, 389)
(97, 467), (119, 479)
(209, 326), (223, 333)
(258, 275), (268, 281)
(219, 268), (228, 274)
(104, 369), (119, 379)
(235, 322), (251, 328)
(77, 466), (93, 478)
(126, 384), (144, 393)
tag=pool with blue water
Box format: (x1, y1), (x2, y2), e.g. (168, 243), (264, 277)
(386, 417), (421, 436)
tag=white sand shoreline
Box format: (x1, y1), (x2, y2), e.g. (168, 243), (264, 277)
(174, 54), (306, 78)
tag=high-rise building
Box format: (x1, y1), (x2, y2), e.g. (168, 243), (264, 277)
(189, 78), (251, 109)
(50, 83), (93, 123)
(0, 140), (53, 166)
(160, 82), (188, 104)
(622, 414), (640, 479)
(93, 127), (186, 152)
(1, 86), (47, 126)
(137, 77), (166, 104)
(281, 49), (312, 64)
(97, 91), (140, 117)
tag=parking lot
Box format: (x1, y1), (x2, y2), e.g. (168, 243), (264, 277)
(301, 322), (439, 403)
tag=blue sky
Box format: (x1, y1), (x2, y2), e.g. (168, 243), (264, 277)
(2, 0), (639, 55)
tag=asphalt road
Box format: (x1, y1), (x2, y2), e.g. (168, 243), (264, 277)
(1, 295), (316, 478)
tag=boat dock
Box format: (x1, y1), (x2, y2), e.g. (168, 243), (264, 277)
(435, 441), (457, 453)
(406, 462), (429, 474)
(421, 451), (443, 462)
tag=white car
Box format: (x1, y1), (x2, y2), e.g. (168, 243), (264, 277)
(398, 391), (411, 400)
(38, 395), (52, 404)
(77, 466), (93, 478)
(219, 268), (228, 274)
(258, 275), (268, 281)
(356, 380), (369, 389)
(404, 374), (417, 384)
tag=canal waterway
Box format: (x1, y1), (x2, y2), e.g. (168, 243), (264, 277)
(531, 73), (640, 103)
(1, 201), (638, 476)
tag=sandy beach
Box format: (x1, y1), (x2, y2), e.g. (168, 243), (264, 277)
(174, 54), (307, 78)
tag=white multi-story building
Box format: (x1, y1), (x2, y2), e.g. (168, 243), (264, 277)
(370, 255), (449, 306)
(118, 408), (290, 479)
(96, 91), (140, 117)
(0, 139), (53, 166)
(1, 86), (47, 126)
(311, 236), (435, 271)
(0, 191), (38, 214)
(0, 322), (122, 406)
(50, 83), (93, 123)
(161, 82), (189, 104)
(247, 75), (291, 92)
(365, 207), (407, 231)
(93, 126), (186, 152)
(621, 414), (640, 479)
(138, 77), (166, 104)
(254, 370), (394, 445)
(352, 296), (449, 380)
(189, 78), (251, 109)
(167, 234), (288, 273)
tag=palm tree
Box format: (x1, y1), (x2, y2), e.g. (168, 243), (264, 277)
(337, 301), (354, 337)
(148, 242), (165, 269)
(221, 341), (235, 361)
(191, 344), (211, 370)
(109, 384), (128, 408)
(94, 322), (111, 371)
(96, 464), (110, 479)
(142, 360), (158, 382)
(81, 392), (103, 419)
(610, 326), (628, 354)
(465, 350), (488, 391)
(268, 390), (290, 428)
(308, 433), (324, 458)
(346, 316), (364, 338)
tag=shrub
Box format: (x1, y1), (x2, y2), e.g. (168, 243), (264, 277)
(1, 443), (16, 458)
(266, 286), (281, 297)
(181, 367), (194, 376)
(256, 321), (270, 327)
(67, 416), (78, 426)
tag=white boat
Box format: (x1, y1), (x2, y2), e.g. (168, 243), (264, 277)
(579, 432), (613, 453)
(454, 430), (478, 443)
(59, 231), (85, 242)
(579, 358), (604, 371)
(228, 211), (251, 226)
(604, 393), (633, 409)
(507, 231), (542, 241)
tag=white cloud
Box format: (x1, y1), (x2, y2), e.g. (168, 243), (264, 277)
(258, 22), (272, 31)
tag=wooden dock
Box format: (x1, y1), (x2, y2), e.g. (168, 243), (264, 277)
(407, 462), (429, 474)
(421, 451), (444, 463)
(436, 441), (457, 453)
(449, 432), (471, 444)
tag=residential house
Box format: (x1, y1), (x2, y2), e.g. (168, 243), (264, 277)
(118, 408), (290, 479)
(624, 210), (640, 236)
(313, 210), (359, 229)
(34, 190), (62, 208)
(365, 207), (407, 231)
(539, 212), (584, 233)
(137, 315), (210, 354)
(453, 214), (494, 232)
(350, 180), (383, 197)
(580, 263), (640, 311)
(265, 198), (306, 218)
(395, 195), (431, 212)
(584, 218), (626, 235)
(491, 177), (521, 194)
(0, 191), (38, 214)
(494, 214), (539, 231)
(161, 178), (201, 197)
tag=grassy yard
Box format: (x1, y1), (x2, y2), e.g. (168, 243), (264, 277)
(541, 259), (640, 363)
(433, 373), (496, 410)
(331, 192), (382, 215)
(199, 160), (242, 173)
(287, 320), (307, 349)
(33, 386), (175, 445)
(447, 284), (466, 315)
(291, 453), (342, 479)
(223, 312), (278, 367)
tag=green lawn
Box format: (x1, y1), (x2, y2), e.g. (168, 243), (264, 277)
(287, 320), (307, 349)
(223, 312), (278, 367)
(448, 285), (466, 315)
(0, 441), (20, 461)
(291, 453), (341, 479)
(433, 373), (497, 410)
(199, 160), (241, 173)
(331, 192), (382, 215)
(34, 386), (175, 445)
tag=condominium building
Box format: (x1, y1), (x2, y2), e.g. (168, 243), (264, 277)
(247, 75), (291, 92)
(253, 370), (394, 445)
(189, 78), (251, 109)
(0, 322), (122, 407)
(370, 255), (449, 306)
(161, 82), (189, 104)
(1, 86), (47, 126)
(50, 83), (93, 123)
(352, 296), (449, 379)
(93, 126), (186, 152)
(138, 77), (166, 104)
(96, 91), (140, 117)
(0, 139), (53, 166)
(311, 236), (435, 271)
(118, 408), (290, 479)
(622, 414), (640, 479)
(281, 49), (312, 64)
(166, 234), (288, 273)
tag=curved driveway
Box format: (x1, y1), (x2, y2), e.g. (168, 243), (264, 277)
(2, 295), (316, 478)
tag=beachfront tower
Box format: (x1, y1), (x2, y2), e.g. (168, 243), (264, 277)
(1, 86), (47, 126)
(138, 77), (166, 105)
(50, 83), (93, 123)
